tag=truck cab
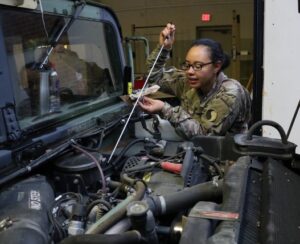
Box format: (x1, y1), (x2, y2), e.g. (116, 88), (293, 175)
(0, 1), (299, 244)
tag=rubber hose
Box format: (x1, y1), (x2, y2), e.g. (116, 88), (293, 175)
(147, 180), (223, 216)
(85, 181), (146, 234)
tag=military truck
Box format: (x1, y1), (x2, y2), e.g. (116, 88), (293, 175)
(0, 1), (299, 244)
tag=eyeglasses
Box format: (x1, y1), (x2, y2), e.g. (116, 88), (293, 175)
(181, 61), (213, 71)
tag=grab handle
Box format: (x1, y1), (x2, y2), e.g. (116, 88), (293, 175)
(246, 120), (288, 145)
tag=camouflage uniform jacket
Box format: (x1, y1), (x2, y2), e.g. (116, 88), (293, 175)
(146, 45), (251, 138)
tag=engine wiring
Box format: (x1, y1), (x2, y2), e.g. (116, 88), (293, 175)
(70, 141), (107, 193)
(49, 192), (84, 241)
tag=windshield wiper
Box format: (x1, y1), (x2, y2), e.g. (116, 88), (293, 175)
(39, 0), (86, 69)
(67, 101), (90, 109)
(31, 110), (62, 122)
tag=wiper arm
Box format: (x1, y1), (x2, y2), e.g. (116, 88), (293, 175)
(39, 0), (86, 69)
(31, 110), (61, 122)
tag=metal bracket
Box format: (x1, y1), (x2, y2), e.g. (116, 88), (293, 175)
(1, 103), (23, 143)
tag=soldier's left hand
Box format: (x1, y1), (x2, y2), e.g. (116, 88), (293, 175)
(138, 96), (164, 113)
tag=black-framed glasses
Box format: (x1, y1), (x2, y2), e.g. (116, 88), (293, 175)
(181, 61), (213, 71)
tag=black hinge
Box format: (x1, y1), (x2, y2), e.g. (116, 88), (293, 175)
(1, 103), (23, 143)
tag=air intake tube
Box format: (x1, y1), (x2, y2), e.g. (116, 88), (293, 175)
(0, 175), (54, 244)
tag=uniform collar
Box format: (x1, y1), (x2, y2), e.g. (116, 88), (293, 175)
(198, 72), (226, 100)
(217, 72), (228, 83)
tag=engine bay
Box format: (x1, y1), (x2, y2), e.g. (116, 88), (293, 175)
(0, 114), (299, 244)
(0, 119), (234, 243)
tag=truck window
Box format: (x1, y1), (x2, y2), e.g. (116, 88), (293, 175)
(1, 9), (123, 128)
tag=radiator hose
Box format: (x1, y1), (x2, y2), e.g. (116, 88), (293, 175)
(85, 176), (146, 234)
(146, 179), (223, 216)
(60, 230), (141, 244)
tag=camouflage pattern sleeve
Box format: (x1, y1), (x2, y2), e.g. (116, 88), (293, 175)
(159, 102), (208, 138)
(146, 44), (170, 83)
(159, 80), (251, 137)
(220, 81), (251, 134)
(146, 45), (186, 97)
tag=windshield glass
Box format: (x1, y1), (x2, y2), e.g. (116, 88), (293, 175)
(2, 8), (123, 129)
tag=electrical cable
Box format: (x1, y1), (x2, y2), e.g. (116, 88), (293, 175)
(287, 99), (300, 139)
(110, 138), (148, 169)
(49, 192), (83, 241)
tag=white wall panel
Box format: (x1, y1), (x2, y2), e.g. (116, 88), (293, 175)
(263, 0), (300, 152)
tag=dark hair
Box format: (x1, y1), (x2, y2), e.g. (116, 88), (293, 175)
(190, 38), (230, 71)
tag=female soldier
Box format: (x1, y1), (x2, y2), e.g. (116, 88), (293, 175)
(139, 23), (251, 138)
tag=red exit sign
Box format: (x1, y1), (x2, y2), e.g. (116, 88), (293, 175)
(201, 13), (211, 22)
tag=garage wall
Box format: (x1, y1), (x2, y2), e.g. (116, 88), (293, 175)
(99, 0), (253, 39)
(99, 0), (253, 79)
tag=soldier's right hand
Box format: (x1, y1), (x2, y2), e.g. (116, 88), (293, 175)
(159, 23), (176, 49)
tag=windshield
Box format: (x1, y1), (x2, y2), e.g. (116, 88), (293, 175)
(2, 8), (124, 129)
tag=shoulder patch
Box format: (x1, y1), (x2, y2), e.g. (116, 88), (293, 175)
(206, 109), (218, 122)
